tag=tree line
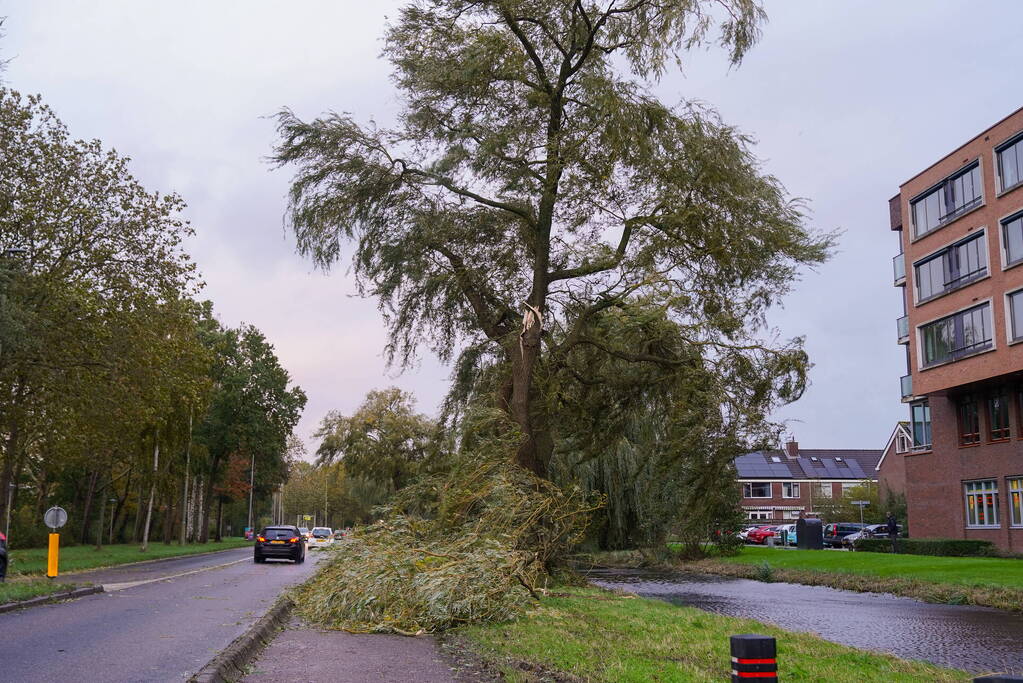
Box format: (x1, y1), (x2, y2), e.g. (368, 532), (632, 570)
(0, 87), (306, 549)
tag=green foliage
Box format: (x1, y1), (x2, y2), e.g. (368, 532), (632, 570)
(855, 538), (996, 557)
(753, 560), (774, 582)
(274, 0), (834, 480)
(314, 387), (435, 492)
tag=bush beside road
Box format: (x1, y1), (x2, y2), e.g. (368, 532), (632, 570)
(5, 538), (251, 577)
(457, 585), (964, 682)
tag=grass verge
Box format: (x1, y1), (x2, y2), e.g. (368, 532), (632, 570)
(457, 585), (965, 682)
(691, 546), (1023, 612)
(6, 537), (251, 577)
(0, 580), (76, 604)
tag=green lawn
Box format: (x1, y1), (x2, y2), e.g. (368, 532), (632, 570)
(724, 546), (1023, 591)
(0, 580), (77, 605)
(6, 537), (250, 577)
(459, 586), (964, 682)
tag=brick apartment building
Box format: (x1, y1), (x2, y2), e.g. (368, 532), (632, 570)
(892, 107), (1023, 552)
(736, 440), (884, 522)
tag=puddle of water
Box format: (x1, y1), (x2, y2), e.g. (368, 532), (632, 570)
(587, 568), (1023, 674)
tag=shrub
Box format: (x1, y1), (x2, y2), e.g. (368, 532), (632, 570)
(854, 537), (996, 557)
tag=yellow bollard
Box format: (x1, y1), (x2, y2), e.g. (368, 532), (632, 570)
(47, 532), (59, 578)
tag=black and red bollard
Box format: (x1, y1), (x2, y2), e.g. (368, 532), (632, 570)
(730, 634), (778, 681)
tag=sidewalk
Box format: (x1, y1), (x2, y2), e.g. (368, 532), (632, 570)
(243, 618), (496, 683)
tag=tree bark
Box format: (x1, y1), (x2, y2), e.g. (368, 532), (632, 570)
(141, 433), (160, 551)
(215, 497), (223, 542)
(79, 469), (99, 545)
(94, 475), (106, 550)
(200, 474), (214, 543)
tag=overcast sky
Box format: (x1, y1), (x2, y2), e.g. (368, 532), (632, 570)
(3, 1), (1021, 454)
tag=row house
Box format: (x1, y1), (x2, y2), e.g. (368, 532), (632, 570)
(736, 440), (884, 523)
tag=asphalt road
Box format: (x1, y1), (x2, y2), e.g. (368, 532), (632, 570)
(0, 546), (323, 682)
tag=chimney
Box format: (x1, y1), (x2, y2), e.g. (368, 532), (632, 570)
(784, 439), (799, 459)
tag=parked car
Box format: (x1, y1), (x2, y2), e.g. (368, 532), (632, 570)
(738, 524), (762, 541)
(822, 522), (867, 548)
(298, 526), (311, 539)
(775, 523), (798, 546)
(746, 525), (779, 544)
(253, 525), (306, 564)
(842, 524), (904, 549)
(0, 530), (7, 582)
(307, 527), (334, 550)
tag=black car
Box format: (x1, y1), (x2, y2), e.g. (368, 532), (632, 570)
(0, 530), (7, 581)
(253, 525), (305, 564)
(822, 522), (867, 548)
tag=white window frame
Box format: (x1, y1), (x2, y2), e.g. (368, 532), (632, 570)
(782, 482), (800, 499)
(1009, 477), (1023, 528)
(912, 228), (990, 306)
(841, 483), (858, 496)
(895, 431), (912, 454)
(915, 298), (995, 371)
(812, 482), (833, 499)
(910, 159), (985, 240)
(994, 130), (1023, 196)
(964, 479), (1000, 528)
(1005, 287), (1023, 346)
(747, 510), (772, 520)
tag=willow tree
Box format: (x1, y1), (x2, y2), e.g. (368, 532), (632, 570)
(274, 0), (833, 479)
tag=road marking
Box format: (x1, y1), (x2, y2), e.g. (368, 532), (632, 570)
(103, 558), (249, 592)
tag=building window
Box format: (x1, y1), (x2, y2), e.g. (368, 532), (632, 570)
(743, 482), (771, 498)
(964, 480), (999, 527)
(811, 482), (833, 499)
(1002, 211), (1023, 268)
(957, 395), (980, 446)
(895, 430), (912, 454)
(914, 232), (987, 302)
(911, 401), (931, 450)
(997, 134), (1023, 193)
(782, 482), (800, 499)
(1009, 290), (1023, 343)
(1009, 478), (1023, 528)
(988, 392), (1010, 441)
(840, 483), (858, 496)
(747, 510), (771, 520)
(911, 163), (982, 237)
(920, 303), (993, 367)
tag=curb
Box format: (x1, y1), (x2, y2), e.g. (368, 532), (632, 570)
(189, 596), (295, 683)
(0, 585), (104, 614)
(33, 543), (251, 580)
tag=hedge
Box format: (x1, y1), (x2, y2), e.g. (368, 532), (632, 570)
(854, 537), (996, 557)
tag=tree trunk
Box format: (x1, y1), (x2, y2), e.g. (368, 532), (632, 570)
(0, 412), (21, 536)
(94, 476), (106, 551)
(141, 433), (160, 551)
(180, 410), (192, 545)
(215, 497), (223, 542)
(200, 475), (214, 543)
(162, 494), (174, 544)
(505, 310), (551, 479)
(79, 469), (99, 545)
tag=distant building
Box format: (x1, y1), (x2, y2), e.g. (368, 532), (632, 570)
(735, 439), (883, 523)
(890, 107), (1023, 552)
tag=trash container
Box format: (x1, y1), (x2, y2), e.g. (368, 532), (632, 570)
(796, 517), (823, 550)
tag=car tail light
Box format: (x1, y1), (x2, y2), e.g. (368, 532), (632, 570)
(288, 537), (299, 543)
(257, 536), (266, 542)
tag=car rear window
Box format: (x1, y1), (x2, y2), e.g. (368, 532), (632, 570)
(312, 530), (330, 538)
(261, 528), (296, 540)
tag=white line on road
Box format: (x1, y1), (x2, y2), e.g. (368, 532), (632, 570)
(103, 557), (249, 592)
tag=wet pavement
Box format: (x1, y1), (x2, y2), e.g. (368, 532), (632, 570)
(587, 568), (1023, 675)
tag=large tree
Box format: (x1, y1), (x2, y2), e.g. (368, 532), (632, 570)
(274, 0), (833, 478)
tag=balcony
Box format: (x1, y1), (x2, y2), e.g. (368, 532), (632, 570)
(893, 253), (906, 286)
(900, 374), (913, 401)
(897, 315), (909, 344)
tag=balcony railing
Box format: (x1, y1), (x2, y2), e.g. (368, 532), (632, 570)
(893, 253), (906, 285)
(897, 315), (909, 343)
(900, 374), (913, 401)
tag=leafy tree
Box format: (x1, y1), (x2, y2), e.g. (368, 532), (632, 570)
(314, 387), (436, 493)
(273, 0), (833, 480)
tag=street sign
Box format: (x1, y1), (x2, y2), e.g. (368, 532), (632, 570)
(303, 515), (312, 521)
(850, 500), (870, 506)
(44, 506), (68, 530)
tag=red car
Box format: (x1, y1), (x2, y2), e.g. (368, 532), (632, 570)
(746, 525), (779, 544)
